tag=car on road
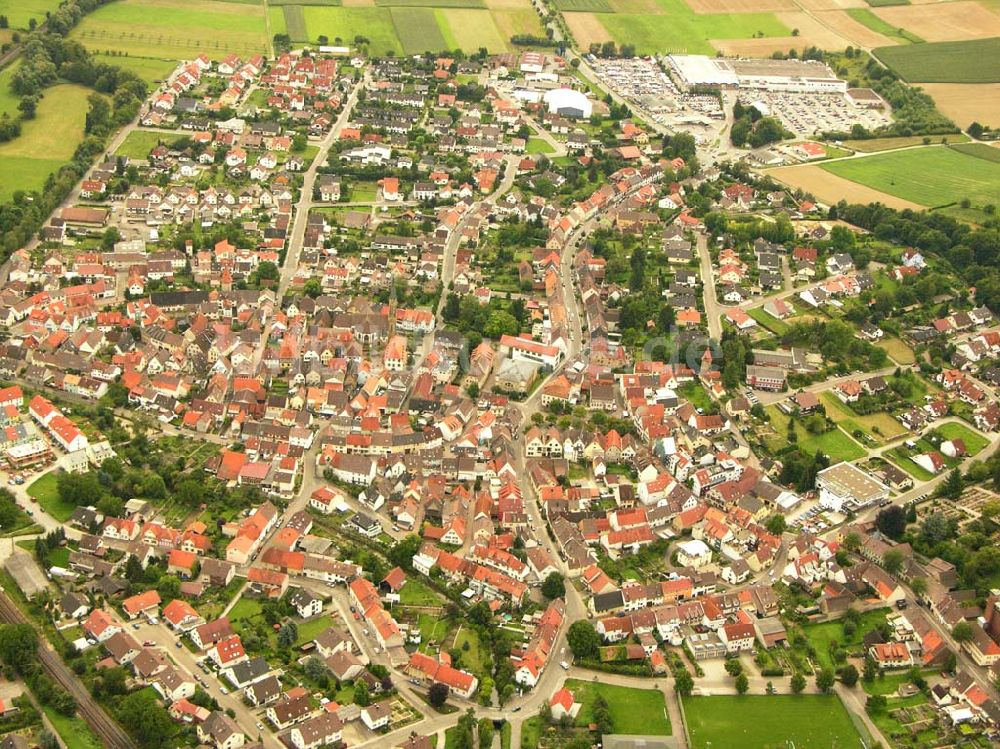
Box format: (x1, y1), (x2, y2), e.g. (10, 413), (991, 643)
(175, 641), (182, 648)
(256, 722), (265, 731)
(131, 623), (141, 630)
(219, 687), (228, 695)
(560, 661), (570, 670)
(143, 640), (155, 647)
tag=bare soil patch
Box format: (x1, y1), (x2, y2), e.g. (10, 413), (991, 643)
(874, 2), (1000, 41)
(685, 0), (795, 13)
(816, 8), (900, 47)
(564, 11), (613, 45)
(920, 83), (1000, 128)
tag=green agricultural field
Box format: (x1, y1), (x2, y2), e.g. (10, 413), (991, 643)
(564, 679), (671, 735)
(846, 8), (922, 43)
(301, 6), (403, 54)
(843, 134), (968, 152)
(437, 8), (509, 51)
(92, 54), (178, 85)
(283, 4), (308, 41)
(596, 0), (789, 55)
(377, 0), (484, 6)
(392, 7), (448, 54)
(0, 83), (92, 202)
(876, 38), (1000, 83)
(822, 146), (1000, 208)
(949, 142), (1000, 163)
(684, 695), (865, 749)
(877, 335), (915, 365)
(72, 0), (270, 60)
(0, 0), (61, 29)
(866, 0), (909, 6)
(554, 0), (613, 10)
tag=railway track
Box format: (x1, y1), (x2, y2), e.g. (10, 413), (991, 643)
(0, 592), (136, 749)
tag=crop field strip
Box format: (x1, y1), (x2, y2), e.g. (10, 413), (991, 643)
(820, 145), (1000, 208)
(876, 37), (1000, 82)
(845, 7), (922, 43)
(283, 4), (309, 40)
(391, 6), (449, 53)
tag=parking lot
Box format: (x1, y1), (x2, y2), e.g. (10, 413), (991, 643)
(740, 91), (891, 137)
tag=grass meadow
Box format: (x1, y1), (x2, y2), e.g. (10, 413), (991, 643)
(684, 695), (865, 749)
(0, 84), (93, 202)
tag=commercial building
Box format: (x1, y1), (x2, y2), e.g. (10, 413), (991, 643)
(816, 462), (889, 513)
(667, 55), (846, 94)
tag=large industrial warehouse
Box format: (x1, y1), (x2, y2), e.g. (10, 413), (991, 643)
(667, 54), (847, 94)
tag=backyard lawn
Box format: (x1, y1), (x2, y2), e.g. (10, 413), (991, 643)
(819, 392), (908, 444)
(295, 614), (334, 646)
(398, 578), (443, 606)
(684, 695), (865, 749)
(27, 472), (76, 522)
(764, 405), (866, 461)
(934, 421), (989, 456)
(798, 608), (889, 671)
(564, 678), (671, 735)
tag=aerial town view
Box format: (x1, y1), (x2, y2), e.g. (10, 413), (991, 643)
(0, 1), (998, 748)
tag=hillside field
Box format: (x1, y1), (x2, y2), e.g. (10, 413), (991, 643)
(0, 84), (93, 201)
(821, 146), (1000, 208)
(0, 0), (62, 30)
(876, 37), (1000, 82)
(71, 0), (271, 59)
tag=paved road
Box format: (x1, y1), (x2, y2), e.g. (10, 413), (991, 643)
(279, 74), (366, 297)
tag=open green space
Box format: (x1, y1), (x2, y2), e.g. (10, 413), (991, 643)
(72, 0), (270, 59)
(865, 0), (908, 6)
(564, 678), (671, 735)
(0, 0), (62, 29)
(846, 8), (922, 44)
(875, 38), (1000, 83)
(876, 335), (915, 365)
(27, 472), (76, 523)
(684, 695), (865, 749)
(43, 707), (103, 749)
(585, 0), (789, 55)
(526, 137), (555, 155)
(822, 146), (1000, 208)
(92, 54), (178, 86)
